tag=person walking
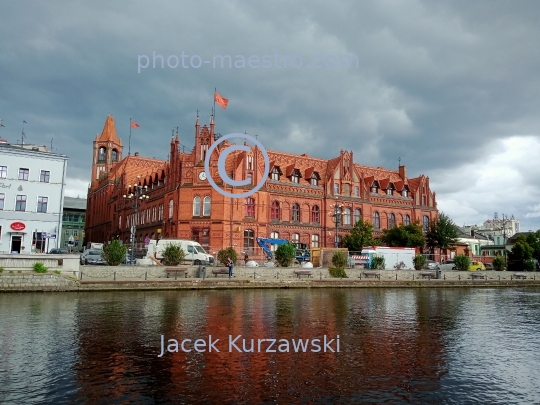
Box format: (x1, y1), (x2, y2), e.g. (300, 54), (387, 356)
(227, 257), (234, 278)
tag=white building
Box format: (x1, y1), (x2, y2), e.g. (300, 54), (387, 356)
(462, 216), (520, 245)
(0, 139), (68, 253)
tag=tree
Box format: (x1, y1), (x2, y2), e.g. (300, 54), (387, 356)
(492, 255), (506, 271)
(162, 243), (186, 266)
(508, 235), (534, 271)
(525, 231), (540, 261)
(102, 239), (127, 266)
(426, 212), (459, 251)
(380, 222), (425, 248)
(342, 219), (374, 251)
(274, 243), (296, 267)
(413, 254), (426, 270)
(217, 247), (238, 266)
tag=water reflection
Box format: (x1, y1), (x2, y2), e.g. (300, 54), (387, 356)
(0, 288), (539, 404)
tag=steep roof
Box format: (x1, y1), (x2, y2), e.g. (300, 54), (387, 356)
(98, 115), (122, 145)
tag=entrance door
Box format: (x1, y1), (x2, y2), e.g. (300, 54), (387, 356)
(11, 235), (22, 253)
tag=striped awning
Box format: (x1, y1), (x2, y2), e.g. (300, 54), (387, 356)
(350, 255), (369, 260)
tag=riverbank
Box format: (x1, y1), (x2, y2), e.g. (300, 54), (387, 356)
(1, 272), (540, 292)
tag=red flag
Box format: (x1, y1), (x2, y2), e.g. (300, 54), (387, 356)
(131, 121), (140, 128)
(214, 92), (228, 109)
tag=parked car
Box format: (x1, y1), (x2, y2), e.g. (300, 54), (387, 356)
(424, 260), (440, 270)
(49, 248), (69, 254)
(84, 250), (107, 265)
(468, 261), (486, 271)
(123, 254), (137, 265)
(439, 260), (456, 271)
(484, 263), (494, 270)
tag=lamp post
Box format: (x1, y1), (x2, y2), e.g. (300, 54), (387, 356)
(123, 178), (149, 265)
(330, 200), (342, 248)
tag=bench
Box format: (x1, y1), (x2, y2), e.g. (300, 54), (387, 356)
(470, 273), (486, 280)
(513, 273), (527, 280)
(362, 271), (380, 279)
(212, 268), (231, 277)
(294, 270), (312, 278)
(165, 267), (188, 278)
(420, 271), (436, 279)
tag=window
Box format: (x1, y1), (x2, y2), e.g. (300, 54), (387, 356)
(292, 203), (300, 222)
(404, 214), (410, 226)
(371, 183), (378, 193)
(311, 234), (319, 248)
(247, 155), (253, 170)
(19, 168), (29, 181)
(270, 167), (280, 181)
(244, 229), (255, 252)
(422, 196), (427, 205)
(423, 216), (429, 233)
(16, 195), (27, 211)
(373, 211), (380, 230)
(389, 213), (396, 228)
(354, 209), (361, 224)
(0, 166), (7, 178)
(291, 173), (299, 183)
(247, 173), (252, 185)
(270, 231), (280, 251)
(311, 175), (318, 186)
(271, 201), (280, 220)
(291, 233), (300, 245)
(98, 147), (106, 162)
(402, 189), (408, 197)
(0, 193), (4, 210)
(119, 215), (122, 228)
(193, 196), (201, 216)
(344, 184), (350, 196)
(334, 183), (339, 195)
(343, 208), (351, 225)
(387, 188), (393, 195)
(73, 230), (78, 237)
(245, 197), (255, 217)
(112, 149), (118, 161)
(203, 196), (211, 216)
(354, 186), (359, 197)
(311, 205), (320, 223)
(37, 196), (48, 213)
(168, 199), (173, 218)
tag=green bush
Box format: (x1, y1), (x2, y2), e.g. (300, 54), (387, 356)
(453, 254), (471, 271)
(371, 256), (385, 270)
(413, 254), (426, 270)
(274, 243), (296, 267)
(524, 259), (535, 272)
(329, 267), (348, 278)
(17, 270), (22, 273)
(102, 239), (128, 266)
(162, 243), (186, 266)
(492, 256), (506, 271)
(54, 270), (61, 274)
(0, 267), (4, 273)
(217, 247), (238, 266)
(33, 262), (48, 273)
(331, 251), (348, 269)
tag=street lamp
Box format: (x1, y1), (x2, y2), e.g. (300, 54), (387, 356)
(329, 200), (342, 248)
(123, 178), (149, 265)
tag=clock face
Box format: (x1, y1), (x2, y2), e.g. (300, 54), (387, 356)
(198, 171), (207, 181)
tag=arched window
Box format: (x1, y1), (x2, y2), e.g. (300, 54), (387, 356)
(291, 233), (300, 244)
(354, 209), (361, 224)
(193, 196), (201, 216)
(311, 234), (319, 248)
(270, 231), (280, 251)
(292, 203), (300, 222)
(98, 147), (106, 162)
(311, 205), (320, 223)
(389, 213), (396, 228)
(373, 211), (380, 230)
(404, 214), (410, 226)
(271, 201), (280, 220)
(112, 149), (118, 162)
(245, 197), (255, 217)
(423, 215), (429, 233)
(203, 196), (211, 216)
(343, 208), (351, 225)
(169, 199), (173, 219)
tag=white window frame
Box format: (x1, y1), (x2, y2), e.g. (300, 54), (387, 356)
(203, 196), (211, 216)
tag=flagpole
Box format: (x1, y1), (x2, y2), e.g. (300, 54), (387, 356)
(129, 118), (132, 156)
(213, 87), (216, 122)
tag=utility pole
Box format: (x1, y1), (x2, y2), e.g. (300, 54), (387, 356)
(502, 213), (507, 270)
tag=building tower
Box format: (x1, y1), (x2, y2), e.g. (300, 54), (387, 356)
(92, 115), (123, 181)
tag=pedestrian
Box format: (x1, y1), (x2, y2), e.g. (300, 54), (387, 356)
(227, 257), (234, 278)
(244, 253), (249, 265)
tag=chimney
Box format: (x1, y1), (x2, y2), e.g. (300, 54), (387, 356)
(399, 165), (406, 179)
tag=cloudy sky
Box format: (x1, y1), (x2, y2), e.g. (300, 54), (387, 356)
(1, 0), (539, 230)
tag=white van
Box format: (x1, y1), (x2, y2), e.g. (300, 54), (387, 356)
(148, 239), (215, 266)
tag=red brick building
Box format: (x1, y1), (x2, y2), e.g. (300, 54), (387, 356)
(85, 115), (438, 256)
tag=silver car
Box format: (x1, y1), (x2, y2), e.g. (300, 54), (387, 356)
(424, 260), (440, 270)
(439, 260), (456, 271)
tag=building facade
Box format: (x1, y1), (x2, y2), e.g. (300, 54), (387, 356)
(61, 197), (86, 251)
(85, 115), (438, 257)
(0, 139), (68, 253)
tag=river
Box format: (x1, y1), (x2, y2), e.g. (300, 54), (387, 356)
(1, 287), (539, 404)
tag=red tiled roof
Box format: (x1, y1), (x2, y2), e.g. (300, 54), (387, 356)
(99, 115), (122, 145)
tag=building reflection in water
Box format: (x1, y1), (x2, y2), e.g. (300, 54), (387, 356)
(72, 289), (452, 403)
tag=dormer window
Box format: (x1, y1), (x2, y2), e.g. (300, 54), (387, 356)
(402, 190), (408, 197)
(371, 185), (378, 193)
(311, 177), (318, 186)
(291, 173), (299, 183)
(270, 166), (281, 181)
(309, 171), (321, 186)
